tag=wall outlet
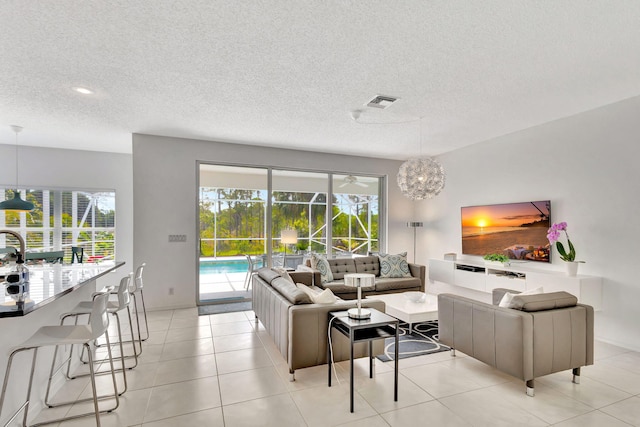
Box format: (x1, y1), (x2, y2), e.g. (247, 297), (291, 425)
(168, 287), (174, 295)
(168, 234), (187, 242)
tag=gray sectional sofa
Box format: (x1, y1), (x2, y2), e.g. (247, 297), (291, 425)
(252, 268), (385, 380)
(308, 255), (425, 299)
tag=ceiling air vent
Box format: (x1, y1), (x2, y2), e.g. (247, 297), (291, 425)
(366, 95), (398, 109)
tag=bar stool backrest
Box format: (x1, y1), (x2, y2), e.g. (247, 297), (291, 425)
(91, 292), (111, 340)
(116, 273), (133, 309)
(133, 263), (145, 292)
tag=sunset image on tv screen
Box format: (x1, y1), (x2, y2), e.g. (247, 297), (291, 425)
(461, 201), (551, 262)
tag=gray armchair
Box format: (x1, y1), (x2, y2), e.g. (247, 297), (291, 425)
(438, 288), (594, 396)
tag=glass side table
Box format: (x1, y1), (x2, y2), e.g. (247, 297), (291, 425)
(328, 308), (399, 412)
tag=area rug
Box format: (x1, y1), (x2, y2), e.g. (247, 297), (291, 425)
(198, 301), (252, 316)
(376, 320), (450, 362)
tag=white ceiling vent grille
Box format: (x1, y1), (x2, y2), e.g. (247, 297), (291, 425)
(366, 95), (398, 109)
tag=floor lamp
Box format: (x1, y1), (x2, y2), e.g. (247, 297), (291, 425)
(280, 229), (298, 268)
(407, 222), (423, 264)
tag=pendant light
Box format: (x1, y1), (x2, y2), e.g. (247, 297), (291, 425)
(0, 125), (34, 212)
(397, 118), (445, 200)
(397, 157), (446, 200)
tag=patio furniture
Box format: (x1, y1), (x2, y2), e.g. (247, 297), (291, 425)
(244, 255), (262, 290)
(25, 250), (65, 264)
(71, 246), (84, 263)
(283, 254), (304, 270)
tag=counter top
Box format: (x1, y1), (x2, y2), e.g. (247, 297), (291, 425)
(1, 261), (125, 318)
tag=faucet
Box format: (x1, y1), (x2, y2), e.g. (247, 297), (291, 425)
(0, 229), (26, 263)
(1, 230), (29, 302)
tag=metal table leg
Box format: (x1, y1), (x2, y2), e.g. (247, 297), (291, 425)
(350, 328), (354, 413)
(394, 322), (399, 401)
(369, 340), (373, 378)
(327, 330), (332, 387)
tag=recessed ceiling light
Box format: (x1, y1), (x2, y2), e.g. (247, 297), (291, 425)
(72, 86), (94, 95)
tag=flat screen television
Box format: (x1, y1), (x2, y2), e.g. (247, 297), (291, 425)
(461, 200), (551, 263)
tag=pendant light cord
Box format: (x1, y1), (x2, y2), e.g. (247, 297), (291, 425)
(10, 125), (23, 190)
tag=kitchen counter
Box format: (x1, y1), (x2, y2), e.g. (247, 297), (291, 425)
(0, 261), (125, 317)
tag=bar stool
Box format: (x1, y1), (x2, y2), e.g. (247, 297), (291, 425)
(59, 273), (138, 397)
(0, 292), (119, 426)
(128, 263), (149, 342)
(110, 263), (148, 342)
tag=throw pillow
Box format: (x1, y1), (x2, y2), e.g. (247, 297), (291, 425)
(311, 254), (334, 284)
(498, 286), (544, 308)
(296, 283), (337, 304)
(314, 288), (337, 304)
(296, 282), (316, 299)
(272, 267), (293, 283)
(378, 252), (411, 278)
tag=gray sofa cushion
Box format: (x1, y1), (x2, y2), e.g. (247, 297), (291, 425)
(375, 276), (422, 292)
(510, 291), (578, 312)
(327, 258), (357, 280)
(355, 256), (380, 276)
(271, 277), (313, 305)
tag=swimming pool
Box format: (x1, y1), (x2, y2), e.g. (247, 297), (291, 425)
(199, 258), (264, 274)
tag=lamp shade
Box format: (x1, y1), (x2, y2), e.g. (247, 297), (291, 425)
(0, 191), (34, 212)
(280, 229), (298, 245)
(344, 275), (375, 288)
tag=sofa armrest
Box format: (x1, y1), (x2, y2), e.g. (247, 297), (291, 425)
(409, 263), (426, 292)
(289, 271), (314, 286)
(288, 299), (386, 371)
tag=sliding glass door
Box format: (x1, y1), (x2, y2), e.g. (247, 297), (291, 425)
(198, 164), (384, 305)
(198, 165), (267, 303)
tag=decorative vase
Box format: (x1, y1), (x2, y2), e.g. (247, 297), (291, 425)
(566, 262), (579, 277)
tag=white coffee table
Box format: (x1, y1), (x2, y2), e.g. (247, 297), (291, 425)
(366, 292), (438, 334)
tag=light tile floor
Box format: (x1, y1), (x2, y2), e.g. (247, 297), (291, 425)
(30, 308), (640, 426)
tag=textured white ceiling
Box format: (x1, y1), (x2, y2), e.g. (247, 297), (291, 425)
(2, 1), (640, 160)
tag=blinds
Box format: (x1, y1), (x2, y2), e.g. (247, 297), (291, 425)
(0, 188), (116, 262)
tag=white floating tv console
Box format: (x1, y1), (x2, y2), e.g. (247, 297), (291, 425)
(428, 258), (602, 310)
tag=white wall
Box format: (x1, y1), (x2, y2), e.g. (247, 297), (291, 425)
(132, 134), (416, 311)
(420, 96), (640, 351)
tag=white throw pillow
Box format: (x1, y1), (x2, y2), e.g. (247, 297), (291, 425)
(499, 287), (544, 308)
(272, 267), (293, 283)
(296, 283), (337, 304)
(313, 288), (337, 304)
